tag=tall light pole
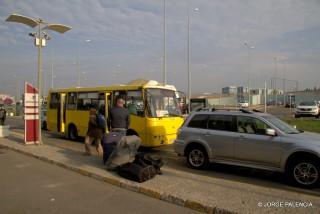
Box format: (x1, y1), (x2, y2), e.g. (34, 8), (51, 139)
(13, 74), (20, 101)
(244, 42), (254, 108)
(282, 59), (287, 105)
(187, 4), (199, 113)
(76, 39), (91, 87)
(6, 14), (71, 145)
(51, 46), (55, 89)
(274, 56), (278, 105)
(163, 0), (167, 85)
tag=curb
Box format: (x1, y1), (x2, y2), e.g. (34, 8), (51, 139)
(0, 142), (237, 214)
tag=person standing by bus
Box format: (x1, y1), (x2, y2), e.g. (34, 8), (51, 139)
(109, 96), (130, 135)
(84, 106), (103, 156)
(0, 106), (6, 126)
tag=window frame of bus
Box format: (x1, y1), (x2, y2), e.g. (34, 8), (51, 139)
(76, 91), (99, 111)
(112, 90), (145, 117)
(145, 88), (182, 118)
(49, 93), (60, 109)
(66, 92), (77, 110)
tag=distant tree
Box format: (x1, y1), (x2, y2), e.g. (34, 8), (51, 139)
(4, 97), (13, 105)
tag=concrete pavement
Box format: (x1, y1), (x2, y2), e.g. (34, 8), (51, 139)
(0, 148), (198, 214)
(1, 129), (319, 214)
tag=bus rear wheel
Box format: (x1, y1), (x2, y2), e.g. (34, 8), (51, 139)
(68, 125), (78, 141)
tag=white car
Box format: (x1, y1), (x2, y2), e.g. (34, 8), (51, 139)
(238, 102), (249, 108)
(295, 101), (319, 118)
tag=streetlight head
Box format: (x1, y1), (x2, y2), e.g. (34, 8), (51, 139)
(251, 46), (255, 49)
(194, 8), (200, 12)
(44, 34), (51, 40)
(29, 32), (36, 37)
(85, 39), (91, 42)
(6, 14), (39, 28)
(42, 24), (71, 34)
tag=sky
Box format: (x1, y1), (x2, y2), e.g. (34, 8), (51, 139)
(1, 0), (320, 98)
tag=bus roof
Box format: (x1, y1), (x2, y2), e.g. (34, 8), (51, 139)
(48, 79), (177, 93)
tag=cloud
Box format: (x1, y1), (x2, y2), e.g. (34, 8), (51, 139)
(0, 0), (320, 95)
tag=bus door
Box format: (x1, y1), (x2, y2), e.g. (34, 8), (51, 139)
(58, 93), (66, 133)
(105, 92), (110, 132)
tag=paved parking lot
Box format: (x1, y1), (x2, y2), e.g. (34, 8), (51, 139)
(5, 116), (320, 196)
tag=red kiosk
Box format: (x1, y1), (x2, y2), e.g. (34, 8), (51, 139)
(24, 82), (39, 144)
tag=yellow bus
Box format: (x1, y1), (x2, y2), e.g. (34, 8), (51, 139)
(46, 79), (184, 147)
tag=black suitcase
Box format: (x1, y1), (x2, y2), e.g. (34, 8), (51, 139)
(102, 132), (124, 165)
(117, 162), (157, 183)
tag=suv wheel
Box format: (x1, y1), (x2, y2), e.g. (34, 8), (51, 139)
(186, 145), (208, 169)
(287, 158), (319, 188)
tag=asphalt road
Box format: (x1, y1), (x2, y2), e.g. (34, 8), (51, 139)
(5, 116), (320, 198)
(0, 147), (198, 214)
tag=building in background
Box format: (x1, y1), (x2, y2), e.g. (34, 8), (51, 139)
(222, 86), (237, 95)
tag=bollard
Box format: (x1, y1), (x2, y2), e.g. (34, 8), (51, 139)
(0, 125), (10, 137)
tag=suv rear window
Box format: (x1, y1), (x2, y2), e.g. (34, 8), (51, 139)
(208, 115), (235, 132)
(188, 114), (208, 129)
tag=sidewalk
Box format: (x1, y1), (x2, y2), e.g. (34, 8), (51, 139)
(1, 132), (320, 214)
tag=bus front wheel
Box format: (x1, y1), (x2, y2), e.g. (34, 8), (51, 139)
(68, 125), (78, 141)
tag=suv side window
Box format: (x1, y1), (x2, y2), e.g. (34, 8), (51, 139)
(208, 115), (235, 132)
(188, 114), (208, 129)
(237, 116), (270, 135)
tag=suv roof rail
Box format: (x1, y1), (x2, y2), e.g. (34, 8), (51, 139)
(252, 109), (263, 113)
(196, 107), (259, 114)
(212, 108), (254, 114)
(195, 108), (210, 112)
(239, 108), (253, 114)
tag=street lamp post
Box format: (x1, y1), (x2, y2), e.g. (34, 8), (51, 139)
(76, 39), (91, 87)
(244, 42), (254, 108)
(163, 0), (167, 85)
(6, 14), (71, 145)
(283, 60), (287, 105)
(274, 57), (278, 106)
(187, 4), (199, 113)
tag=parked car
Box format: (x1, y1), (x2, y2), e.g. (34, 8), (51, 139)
(174, 109), (320, 188)
(238, 101), (249, 108)
(295, 101), (319, 118)
(285, 102), (296, 108)
(267, 100), (283, 106)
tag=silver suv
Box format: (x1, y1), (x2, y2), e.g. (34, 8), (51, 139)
(174, 109), (320, 188)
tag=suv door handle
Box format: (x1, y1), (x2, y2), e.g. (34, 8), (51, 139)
(204, 132), (212, 136)
(238, 135), (246, 140)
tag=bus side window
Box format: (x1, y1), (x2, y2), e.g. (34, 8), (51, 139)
(50, 93), (60, 109)
(77, 92), (91, 110)
(112, 91), (127, 107)
(126, 91), (144, 116)
(66, 92), (77, 110)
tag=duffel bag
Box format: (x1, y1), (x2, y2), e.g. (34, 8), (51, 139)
(117, 162), (157, 183)
(133, 153), (164, 175)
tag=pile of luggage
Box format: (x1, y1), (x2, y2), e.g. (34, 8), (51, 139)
(102, 131), (164, 183)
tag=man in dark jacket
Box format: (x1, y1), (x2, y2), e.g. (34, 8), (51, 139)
(109, 96), (130, 135)
(84, 107), (103, 156)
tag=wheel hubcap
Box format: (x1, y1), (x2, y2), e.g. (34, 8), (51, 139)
(189, 149), (204, 167)
(294, 162), (318, 185)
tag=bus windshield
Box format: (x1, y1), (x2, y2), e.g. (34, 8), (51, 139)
(146, 88), (182, 117)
